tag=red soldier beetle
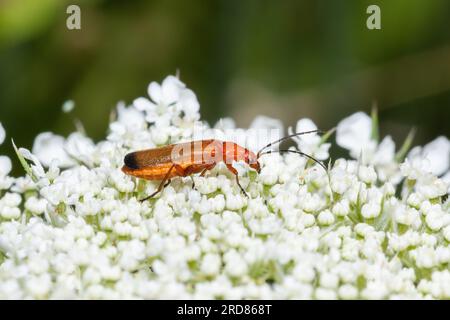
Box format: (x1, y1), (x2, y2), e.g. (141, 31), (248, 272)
(122, 130), (327, 201)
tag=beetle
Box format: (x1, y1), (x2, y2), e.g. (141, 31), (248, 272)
(122, 130), (326, 201)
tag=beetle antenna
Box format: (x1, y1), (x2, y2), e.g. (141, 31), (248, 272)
(259, 149), (328, 172)
(256, 130), (323, 157)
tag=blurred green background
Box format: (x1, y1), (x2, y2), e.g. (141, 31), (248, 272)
(1, 0), (450, 174)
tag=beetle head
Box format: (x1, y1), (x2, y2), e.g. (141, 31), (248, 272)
(246, 150), (261, 173)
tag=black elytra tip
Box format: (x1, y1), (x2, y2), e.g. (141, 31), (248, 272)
(124, 152), (139, 169)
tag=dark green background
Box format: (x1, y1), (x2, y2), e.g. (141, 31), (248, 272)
(1, 0), (449, 174)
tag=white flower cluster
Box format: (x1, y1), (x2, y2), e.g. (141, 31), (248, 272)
(0, 75), (449, 299)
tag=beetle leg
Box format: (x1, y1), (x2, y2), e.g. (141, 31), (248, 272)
(225, 164), (249, 197)
(173, 164), (198, 189)
(200, 163), (215, 177)
(173, 164), (186, 176)
(235, 175), (249, 198)
(164, 179), (171, 187)
(188, 164), (216, 190)
(180, 164), (204, 176)
(140, 165), (175, 201)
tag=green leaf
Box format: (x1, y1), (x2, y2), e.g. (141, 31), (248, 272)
(374, 200), (390, 231)
(11, 139), (38, 182)
(356, 275), (367, 290)
(0, 250), (6, 265)
(370, 103), (379, 142)
(74, 119), (86, 136)
(395, 128), (416, 162)
(248, 169), (258, 181)
(319, 127), (336, 145)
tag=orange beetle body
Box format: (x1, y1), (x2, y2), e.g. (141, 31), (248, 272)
(122, 140), (260, 200)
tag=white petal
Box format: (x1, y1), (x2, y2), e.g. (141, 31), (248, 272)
(147, 82), (162, 104)
(19, 147), (39, 163)
(293, 118), (319, 145)
(249, 116), (284, 152)
(178, 89), (199, 116)
(133, 97), (155, 112)
(0, 155), (12, 176)
(0, 122), (5, 145)
(117, 103), (146, 129)
(336, 112), (372, 153)
(408, 146), (422, 160)
(18, 148), (46, 178)
(153, 113), (172, 128)
(250, 115), (283, 131)
(296, 118), (318, 132)
(65, 132), (95, 163)
(373, 136), (395, 165)
(315, 143), (331, 161)
(214, 118), (236, 130)
(231, 160), (249, 177)
(32, 132), (75, 168)
(422, 136), (450, 176)
(161, 76), (185, 105)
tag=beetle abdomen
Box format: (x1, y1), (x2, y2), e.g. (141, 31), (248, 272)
(124, 152), (140, 169)
(123, 147), (173, 169)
